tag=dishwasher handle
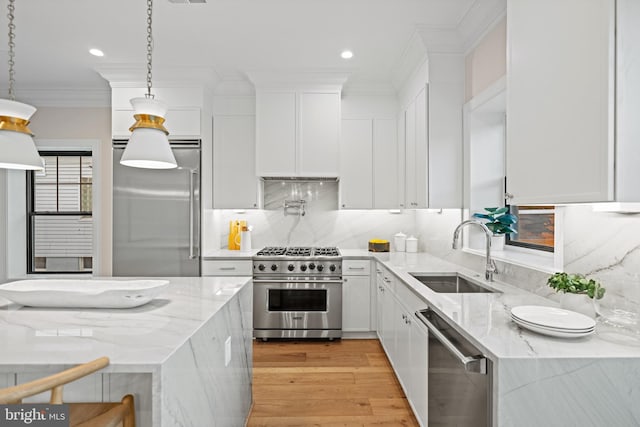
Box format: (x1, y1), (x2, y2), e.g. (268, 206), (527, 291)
(416, 310), (487, 374)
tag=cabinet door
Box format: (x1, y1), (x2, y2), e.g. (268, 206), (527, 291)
(404, 101), (417, 207)
(381, 277), (396, 359)
(255, 92), (297, 176)
(410, 314), (429, 427)
(506, 0), (615, 204)
(414, 87), (429, 208)
(299, 92), (340, 176)
(394, 306), (412, 394)
(376, 274), (385, 342)
(340, 119), (373, 208)
(213, 116), (258, 208)
(342, 275), (371, 331)
(373, 119), (399, 209)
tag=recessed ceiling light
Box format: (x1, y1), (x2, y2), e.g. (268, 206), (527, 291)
(341, 50), (354, 59)
(89, 48), (104, 57)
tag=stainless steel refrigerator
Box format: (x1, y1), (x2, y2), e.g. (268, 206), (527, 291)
(112, 140), (200, 276)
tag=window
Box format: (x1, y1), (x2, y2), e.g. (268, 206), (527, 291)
(506, 205), (555, 252)
(27, 152), (93, 273)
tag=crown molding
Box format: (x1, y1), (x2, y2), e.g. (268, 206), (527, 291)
(459, 0), (507, 54)
(0, 86), (111, 108)
(390, 30), (428, 92)
(96, 64), (220, 90)
(416, 25), (465, 54)
(245, 70), (350, 91)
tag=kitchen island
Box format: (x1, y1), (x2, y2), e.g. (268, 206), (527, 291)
(0, 276), (253, 427)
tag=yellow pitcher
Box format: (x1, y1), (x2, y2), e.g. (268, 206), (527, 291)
(228, 220), (246, 250)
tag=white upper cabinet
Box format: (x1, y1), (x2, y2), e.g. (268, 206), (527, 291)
(299, 93), (340, 176)
(255, 92), (297, 176)
(373, 119), (399, 209)
(340, 118), (399, 209)
(110, 87), (203, 139)
(213, 115), (259, 209)
(340, 119), (373, 209)
(255, 90), (341, 177)
(506, 0), (616, 204)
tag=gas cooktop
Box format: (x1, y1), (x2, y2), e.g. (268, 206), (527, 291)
(255, 246), (341, 258)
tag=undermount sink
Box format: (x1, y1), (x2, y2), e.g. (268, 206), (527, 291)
(409, 273), (499, 294)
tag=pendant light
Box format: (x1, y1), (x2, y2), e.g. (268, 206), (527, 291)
(0, 0), (43, 171)
(120, 0), (177, 169)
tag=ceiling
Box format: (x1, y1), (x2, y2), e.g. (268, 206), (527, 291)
(0, 0), (504, 104)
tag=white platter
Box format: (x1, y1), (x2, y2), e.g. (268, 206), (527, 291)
(0, 279), (170, 308)
(511, 305), (596, 330)
(512, 316), (594, 338)
(511, 315), (594, 333)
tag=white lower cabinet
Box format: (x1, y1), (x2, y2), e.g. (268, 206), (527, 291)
(375, 262), (429, 426)
(342, 259), (372, 332)
(201, 259), (252, 276)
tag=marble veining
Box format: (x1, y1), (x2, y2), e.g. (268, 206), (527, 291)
(0, 276), (253, 427)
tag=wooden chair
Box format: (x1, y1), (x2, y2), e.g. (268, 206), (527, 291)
(0, 357), (135, 427)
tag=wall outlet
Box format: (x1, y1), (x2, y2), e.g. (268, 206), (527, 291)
(225, 336), (232, 367)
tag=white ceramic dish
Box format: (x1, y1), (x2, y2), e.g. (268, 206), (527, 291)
(0, 279), (170, 308)
(511, 315), (594, 333)
(511, 305), (596, 330)
(512, 316), (595, 338)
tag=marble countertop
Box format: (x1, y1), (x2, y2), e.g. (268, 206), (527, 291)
(339, 249), (640, 360)
(0, 276), (252, 372)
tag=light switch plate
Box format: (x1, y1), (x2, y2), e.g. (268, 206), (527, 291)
(225, 336), (232, 367)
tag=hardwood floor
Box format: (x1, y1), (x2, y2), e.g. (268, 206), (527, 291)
(247, 339), (420, 427)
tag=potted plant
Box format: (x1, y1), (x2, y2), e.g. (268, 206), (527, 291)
(547, 272), (605, 318)
(472, 207), (517, 250)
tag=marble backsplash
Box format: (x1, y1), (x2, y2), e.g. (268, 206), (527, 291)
(205, 191), (640, 317)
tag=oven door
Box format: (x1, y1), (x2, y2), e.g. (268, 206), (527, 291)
(253, 278), (342, 337)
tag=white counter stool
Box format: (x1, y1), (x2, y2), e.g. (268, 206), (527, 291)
(0, 356), (135, 427)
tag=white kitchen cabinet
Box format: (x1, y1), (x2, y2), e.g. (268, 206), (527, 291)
(506, 0), (616, 204)
(201, 259), (252, 276)
(213, 115), (259, 209)
(255, 90), (340, 177)
(375, 265), (397, 358)
(373, 119), (399, 209)
(342, 259), (372, 332)
(409, 312), (429, 427)
(340, 120), (373, 209)
(340, 118), (399, 209)
(404, 86), (429, 208)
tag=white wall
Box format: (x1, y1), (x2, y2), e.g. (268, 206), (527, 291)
(0, 170), (6, 283)
(2, 107), (112, 277)
(465, 17), (506, 101)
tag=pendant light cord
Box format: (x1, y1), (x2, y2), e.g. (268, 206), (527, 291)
(146, 0), (154, 99)
(7, 0), (16, 101)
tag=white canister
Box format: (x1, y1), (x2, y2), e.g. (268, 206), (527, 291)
(240, 229), (252, 252)
(394, 232), (407, 252)
(406, 236), (418, 253)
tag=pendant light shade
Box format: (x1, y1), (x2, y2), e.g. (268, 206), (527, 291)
(119, 0), (177, 170)
(0, 99), (42, 170)
(0, 0), (43, 171)
(120, 97), (177, 169)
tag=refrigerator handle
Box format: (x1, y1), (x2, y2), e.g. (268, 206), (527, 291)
(189, 169), (197, 260)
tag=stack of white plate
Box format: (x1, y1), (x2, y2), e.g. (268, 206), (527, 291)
(511, 305), (596, 338)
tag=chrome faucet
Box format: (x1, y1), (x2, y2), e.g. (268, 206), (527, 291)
(452, 219), (498, 282)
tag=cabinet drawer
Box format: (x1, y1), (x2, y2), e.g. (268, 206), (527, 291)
(202, 260), (252, 276)
(343, 260), (371, 276)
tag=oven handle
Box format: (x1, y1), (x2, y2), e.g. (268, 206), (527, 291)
(415, 310), (487, 374)
(253, 279), (344, 285)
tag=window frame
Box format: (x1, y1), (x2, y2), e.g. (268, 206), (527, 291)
(26, 150), (94, 274)
(505, 205), (555, 253)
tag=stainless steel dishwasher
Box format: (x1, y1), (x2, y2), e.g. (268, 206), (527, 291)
(416, 308), (492, 426)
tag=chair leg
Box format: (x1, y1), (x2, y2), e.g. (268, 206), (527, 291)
(122, 394), (136, 427)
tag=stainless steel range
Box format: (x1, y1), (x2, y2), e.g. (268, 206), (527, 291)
(253, 246), (343, 340)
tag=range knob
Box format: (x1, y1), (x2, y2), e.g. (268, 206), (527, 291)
(317, 265), (324, 272)
(300, 265), (308, 272)
(271, 264), (278, 271)
(288, 264), (295, 272)
(258, 264), (266, 271)
(329, 264), (336, 272)
(309, 263), (316, 270)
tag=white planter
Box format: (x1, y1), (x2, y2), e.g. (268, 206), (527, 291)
(491, 234), (505, 251)
(560, 292), (597, 319)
